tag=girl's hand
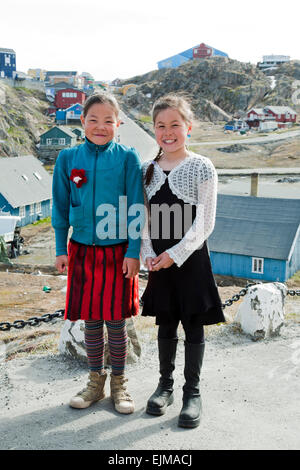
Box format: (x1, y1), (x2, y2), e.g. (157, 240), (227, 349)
(55, 255), (68, 273)
(152, 252), (174, 271)
(145, 257), (155, 271)
(123, 257), (140, 279)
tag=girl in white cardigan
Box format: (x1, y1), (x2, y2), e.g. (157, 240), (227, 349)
(141, 94), (225, 428)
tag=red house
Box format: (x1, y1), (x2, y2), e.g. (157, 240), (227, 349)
(264, 106), (297, 124)
(193, 43), (213, 59)
(54, 88), (86, 109)
(246, 106), (297, 128)
(246, 108), (266, 128)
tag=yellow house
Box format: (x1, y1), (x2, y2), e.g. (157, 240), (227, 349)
(27, 69), (46, 81)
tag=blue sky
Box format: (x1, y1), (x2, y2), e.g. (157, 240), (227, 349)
(1, 0), (300, 81)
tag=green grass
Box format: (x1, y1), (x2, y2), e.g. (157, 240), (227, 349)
(139, 115), (152, 123)
(289, 270), (300, 283)
(32, 216), (51, 226)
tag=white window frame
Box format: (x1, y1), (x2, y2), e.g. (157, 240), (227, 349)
(252, 257), (264, 274)
(46, 138), (52, 145)
(58, 138), (65, 145)
(36, 202), (42, 214)
(33, 171), (42, 180)
(29, 204), (35, 216)
(19, 206), (25, 218)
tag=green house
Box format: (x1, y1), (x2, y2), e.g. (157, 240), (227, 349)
(39, 126), (77, 149)
(71, 127), (85, 140)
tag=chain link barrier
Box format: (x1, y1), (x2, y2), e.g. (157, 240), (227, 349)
(0, 274), (299, 332)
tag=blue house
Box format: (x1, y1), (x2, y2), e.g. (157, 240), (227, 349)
(0, 155), (52, 227)
(56, 103), (83, 124)
(208, 194), (300, 282)
(0, 48), (16, 79)
(158, 43), (228, 69)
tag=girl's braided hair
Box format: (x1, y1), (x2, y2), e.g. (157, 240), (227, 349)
(145, 94), (194, 185)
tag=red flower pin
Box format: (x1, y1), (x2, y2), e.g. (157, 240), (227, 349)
(70, 169), (87, 188)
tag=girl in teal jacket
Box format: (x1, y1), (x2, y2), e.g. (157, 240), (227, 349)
(52, 91), (144, 414)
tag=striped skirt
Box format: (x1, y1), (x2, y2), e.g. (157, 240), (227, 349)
(65, 239), (139, 321)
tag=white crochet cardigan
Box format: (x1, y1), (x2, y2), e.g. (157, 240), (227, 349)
(141, 152), (218, 268)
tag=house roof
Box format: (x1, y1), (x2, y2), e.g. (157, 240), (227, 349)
(71, 127), (84, 134)
(248, 108), (264, 114)
(49, 82), (76, 90)
(65, 103), (83, 112)
(0, 48), (16, 54)
(208, 194), (300, 260)
(0, 155), (52, 208)
(264, 106), (297, 115)
(40, 126), (77, 138)
(57, 87), (83, 94)
(117, 110), (158, 162)
(46, 71), (77, 77)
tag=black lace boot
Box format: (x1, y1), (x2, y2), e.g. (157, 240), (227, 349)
(146, 337), (178, 416)
(178, 341), (205, 428)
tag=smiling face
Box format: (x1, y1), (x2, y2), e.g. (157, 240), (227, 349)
(154, 107), (191, 158)
(80, 102), (120, 146)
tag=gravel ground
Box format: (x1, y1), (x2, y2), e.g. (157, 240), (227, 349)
(0, 313), (299, 451)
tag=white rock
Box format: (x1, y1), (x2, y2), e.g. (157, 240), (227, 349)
(59, 320), (86, 361)
(235, 282), (287, 339)
(58, 318), (141, 364)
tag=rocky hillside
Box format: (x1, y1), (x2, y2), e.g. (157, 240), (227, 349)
(119, 57), (300, 122)
(264, 60), (300, 109)
(0, 82), (51, 157)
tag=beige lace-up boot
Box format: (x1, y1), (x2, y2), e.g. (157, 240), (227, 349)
(110, 374), (135, 414)
(69, 370), (107, 409)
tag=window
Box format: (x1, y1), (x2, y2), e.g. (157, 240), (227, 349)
(33, 171), (42, 180)
(36, 202), (42, 214)
(58, 138), (65, 145)
(46, 138), (52, 145)
(252, 257), (264, 274)
(29, 204), (35, 216)
(19, 206), (25, 218)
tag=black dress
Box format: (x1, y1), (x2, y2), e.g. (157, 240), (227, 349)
(141, 171), (225, 327)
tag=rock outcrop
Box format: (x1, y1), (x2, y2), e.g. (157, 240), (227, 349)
(119, 57), (272, 121)
(0, 82), (51, 157)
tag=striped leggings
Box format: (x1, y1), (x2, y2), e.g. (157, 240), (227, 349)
(84, 320), (127, 375)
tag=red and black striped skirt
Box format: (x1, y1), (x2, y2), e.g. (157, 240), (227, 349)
(64, 239), (139, 321)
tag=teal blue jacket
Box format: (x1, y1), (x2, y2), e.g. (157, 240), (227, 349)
(51, 138), (144, 259)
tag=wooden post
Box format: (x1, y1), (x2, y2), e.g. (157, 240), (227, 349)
(251, 173), (259, 196)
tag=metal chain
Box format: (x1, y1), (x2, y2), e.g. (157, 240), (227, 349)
(0, 275), (299, 332)
(0, 309), (65, 332)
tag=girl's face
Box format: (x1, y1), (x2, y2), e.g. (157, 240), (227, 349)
(81, 102), (120, 146)
(154, 107), (191, 157)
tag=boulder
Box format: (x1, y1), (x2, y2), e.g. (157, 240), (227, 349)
(234, 282), (287, 339)
(58, 318), (141, 364)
